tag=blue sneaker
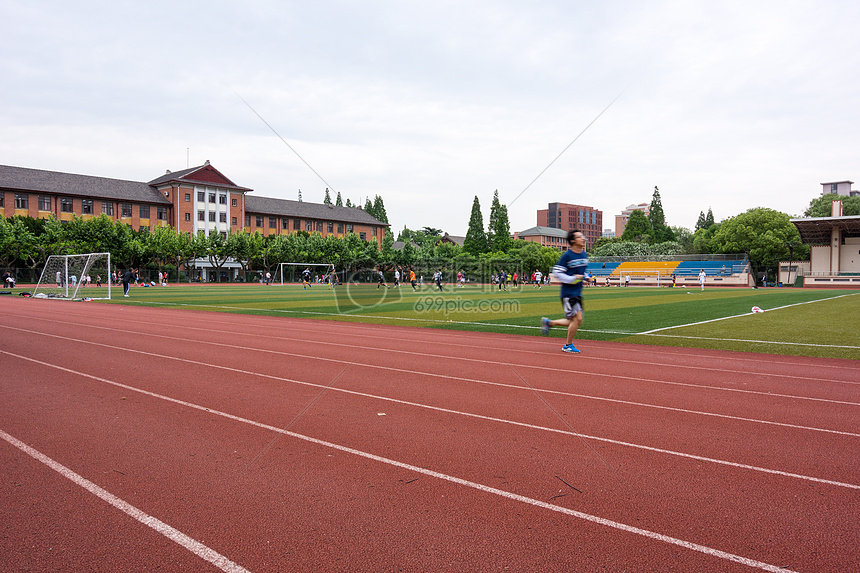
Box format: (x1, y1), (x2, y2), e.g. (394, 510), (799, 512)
(540, 317), (550, 335)
(562, 344), (580, 353)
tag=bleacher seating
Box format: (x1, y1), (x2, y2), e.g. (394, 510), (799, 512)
(586, 260), (746, 278)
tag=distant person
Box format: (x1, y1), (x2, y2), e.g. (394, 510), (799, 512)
(434, 269), (443, 291)
(410, 268), (417, 292)
(122, 269), (137, 297)
(394, 268), (400, 288)
(302, 267), (311, 289)
(376, 269), (388, 289)
(265, 271), (271, 285)
(699, 269), (707, 290)
(541, 229), (588, 354)
(533, 270), (542, 289)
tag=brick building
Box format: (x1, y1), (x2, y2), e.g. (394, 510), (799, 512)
(536, 202), (602, 248)
(0, 162), (387, 246)
(614, 203), (650, 237)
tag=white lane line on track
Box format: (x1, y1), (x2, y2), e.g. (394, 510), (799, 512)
(6, 315), (858, 406)
(3, 347), (857, 492)
(6, 321), (855, 437)
(0, 429), (251, 573)
(12, 306), (860, 381)
(0, 357), (800, 573)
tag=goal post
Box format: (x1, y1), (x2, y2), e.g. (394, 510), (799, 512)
(33, 253), (112, 300)
(278, 263), (337, 286)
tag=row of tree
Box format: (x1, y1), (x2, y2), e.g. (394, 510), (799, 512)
(0, 212), (560, 283)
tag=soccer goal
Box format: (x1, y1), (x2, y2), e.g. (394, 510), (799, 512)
(278, 263), (337, 286)
(33, 253), (112, 300)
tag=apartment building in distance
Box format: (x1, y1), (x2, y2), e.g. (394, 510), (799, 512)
(614, 202), (650, 237)
(0, 162), (388, 247)
(820, 181), (857, 197)
(536, 202), (603, 248)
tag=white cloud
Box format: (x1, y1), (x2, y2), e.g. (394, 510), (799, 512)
(2, 0), (859, 235)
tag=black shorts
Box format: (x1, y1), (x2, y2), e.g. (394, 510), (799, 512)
(561, 296), (583, 319)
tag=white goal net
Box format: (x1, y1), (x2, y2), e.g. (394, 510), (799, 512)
(278, 263), (337, 286)
(33, 253), (112, 300)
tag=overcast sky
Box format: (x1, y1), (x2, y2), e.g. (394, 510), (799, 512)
(2, 1), (859, 236)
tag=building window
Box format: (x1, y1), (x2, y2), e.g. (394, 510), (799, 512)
(59, 197), (74, 213)
(282, 219), (289, 230)
(209, 211), (216, 222)
(305, 221), (313, 232)
(256, 216), (263, 227)
(832, 183), (838, 192)
(347, 224), (353, 233)
(232, 217), (237, 226)
(15, 193), (29, 209)
(209, 193), (216, 203)
(327, 222), (333, 233)
(337, 223), (343, 233)
(293, 219), (301, 230)
(359, 232), (366, 240)
(0, 195), (4, 207)
(315, 221), (322, 232)
(121, 203), (133, 218)
(244, 214), (250, 226)
(219, 195), (227, 205)
(81, 199), (93, 214)
(198, 191), (205, 202)
(220, 212), (227, 223)
(157, 207), (167, 220)
(185, 193), (191, 202)
(139, 205), (149, 219)
(38, 196), (52, 211)
(102, 202), (114, 216)
(269, 217), (277, 228)
(185, 212), (191, 222)
(232, 198), (237, 207)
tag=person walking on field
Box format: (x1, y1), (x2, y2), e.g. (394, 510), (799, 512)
(699, 269), (706, 290)
(122, 269), (137, 297)
(541, 229), (589, 354)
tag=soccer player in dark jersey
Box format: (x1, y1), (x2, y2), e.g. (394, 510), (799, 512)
(540, 229), (588, 353)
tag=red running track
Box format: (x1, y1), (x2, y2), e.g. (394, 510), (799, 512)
(1, 297), (858, 572)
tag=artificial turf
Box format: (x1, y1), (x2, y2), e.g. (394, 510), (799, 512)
(104, 282), (860, 360)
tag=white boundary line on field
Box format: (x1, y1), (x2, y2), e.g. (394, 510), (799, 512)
(0, 352), (804, 572)
(637, 292), (860, 335)
(126, 296), (860, 350)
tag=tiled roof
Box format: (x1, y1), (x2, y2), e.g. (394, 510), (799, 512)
(518, 225), (569, 237)
(148, 162), (252, 192)
(0, 164), (172, 205)
(245, 195), (388, 226)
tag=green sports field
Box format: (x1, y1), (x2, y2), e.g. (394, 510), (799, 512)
(105, 283), (860, 360)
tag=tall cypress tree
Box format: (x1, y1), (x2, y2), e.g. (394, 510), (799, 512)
(704, 207), (715, 228)
(335, 191), (343, 207)
(372, 195), (388, 223)
(492, 203), (512, 252)
(487, 189), (501, 250)
(695, 211), (707, 231)
(323, 188), (332, 206)
(648, 186), (674, 242)
(464, 196), (487, 255)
